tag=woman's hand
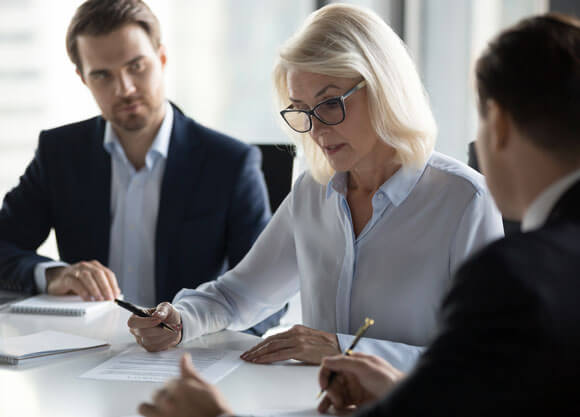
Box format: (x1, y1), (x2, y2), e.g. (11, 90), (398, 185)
(127, 302), (182, 352)
(318, 352), (405, 413)
(139, 354), (232, 417)
(240, 325), (341, 364)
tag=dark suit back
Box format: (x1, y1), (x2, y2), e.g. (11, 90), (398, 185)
(360, 180), (580, 416)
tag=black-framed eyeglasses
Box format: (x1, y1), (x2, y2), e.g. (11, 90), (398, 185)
(280, 79), (367, 133)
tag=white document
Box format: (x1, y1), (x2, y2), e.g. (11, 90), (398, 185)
(121, 409), (322, 417)
(81, 346), (244, 383)
(0, 330), (109, 364)
(250, 409), (324, 417)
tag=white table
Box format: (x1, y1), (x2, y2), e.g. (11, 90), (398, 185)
(0, 307), (320, 417)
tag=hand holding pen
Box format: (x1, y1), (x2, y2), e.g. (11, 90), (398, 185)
(317, 318), (406, 413)
(120, 299), (184, 352)
(317, 317), (375, 399)
(115, 299), (178, 332)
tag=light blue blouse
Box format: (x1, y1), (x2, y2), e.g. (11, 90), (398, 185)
(174, 152), (504, 371)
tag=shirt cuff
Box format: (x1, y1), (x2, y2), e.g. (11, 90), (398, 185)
(336, 333), (353, 353)
(336, 333), (425, 373)
(173, 302), (197, 345)
(34, 261), (69, 293)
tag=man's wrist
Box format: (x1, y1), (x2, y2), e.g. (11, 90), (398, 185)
(46, 266), (66, 284)
(34, 261), (68, 293)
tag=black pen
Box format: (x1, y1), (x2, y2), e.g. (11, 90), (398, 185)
(317, 317), (375, 399)
(114, 298), (178, 333)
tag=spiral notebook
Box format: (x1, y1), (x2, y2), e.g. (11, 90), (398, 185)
(9, 295), (114, 316)
(0, 330), (109, 364)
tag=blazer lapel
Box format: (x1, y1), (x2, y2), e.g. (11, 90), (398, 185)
(155, 105), (205, 300)
(86, 117), (112, 265)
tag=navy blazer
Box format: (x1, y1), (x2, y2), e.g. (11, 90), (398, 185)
(0, 104), (271, 305)
(359, 180), (580, 416)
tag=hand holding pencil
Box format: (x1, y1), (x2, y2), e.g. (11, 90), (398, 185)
(317, 317), (375, 399)
(317, 318), (406, 413)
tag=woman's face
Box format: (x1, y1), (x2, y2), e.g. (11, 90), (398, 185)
(286, 70), (383, 173)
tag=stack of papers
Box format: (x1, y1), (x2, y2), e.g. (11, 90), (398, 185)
(0, 330), (109, 364)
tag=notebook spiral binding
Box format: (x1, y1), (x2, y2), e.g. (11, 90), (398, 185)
(10, 306), (85, 316)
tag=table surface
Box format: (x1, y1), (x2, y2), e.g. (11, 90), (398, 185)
(0, 306), (321, 417)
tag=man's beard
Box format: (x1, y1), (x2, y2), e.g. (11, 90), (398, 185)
(113, 112), (148, 132)
(111, 98), (149, 131)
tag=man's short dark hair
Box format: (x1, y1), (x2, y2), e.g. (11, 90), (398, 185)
(66, 0), (161, 72)
(476, 13), (580, 161)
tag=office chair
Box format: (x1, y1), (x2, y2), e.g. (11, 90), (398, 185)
(241, 143), (296, 336)
(467, 141), (520, 236)
(257, 143), (296, 214)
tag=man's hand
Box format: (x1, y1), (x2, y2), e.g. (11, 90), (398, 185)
(128, 302), (182, 352)
(318, 352), (405, 413)
(46, 260), (120, 301)
(240, 324), (341, 365)
(139, 353), (232, 417)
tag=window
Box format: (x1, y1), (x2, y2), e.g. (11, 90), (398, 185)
(0, 0), (549, 261)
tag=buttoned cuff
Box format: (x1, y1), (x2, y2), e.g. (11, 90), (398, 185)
(173, 302), (196, 345)
(336, 333), (354, 353)
(34, 261), (69, 292)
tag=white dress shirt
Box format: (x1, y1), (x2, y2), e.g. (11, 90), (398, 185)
(35, 103), (173, 307)
(522, 168), (580, 232)
(173, 151), (504, 371)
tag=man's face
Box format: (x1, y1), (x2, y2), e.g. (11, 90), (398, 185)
(76, 24), (166, 134)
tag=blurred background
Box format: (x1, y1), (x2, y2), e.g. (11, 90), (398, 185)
(0, 0), (578, 261)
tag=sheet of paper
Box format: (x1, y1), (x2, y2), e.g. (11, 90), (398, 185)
(249, 409), (324, 417)
(122, 408), (323, 417)
(80, 346), (243, 383)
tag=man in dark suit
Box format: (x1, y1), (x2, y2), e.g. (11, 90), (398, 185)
(136, 13), (580, 417)
(0, 0), (283, 335)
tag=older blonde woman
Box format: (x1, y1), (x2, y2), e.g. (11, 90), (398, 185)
(128, 4), (503, 372)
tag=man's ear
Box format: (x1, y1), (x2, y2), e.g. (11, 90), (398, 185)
(76, 67), (86, 85)
(158, 44), (167, 68)
(486, 99), (511, 152)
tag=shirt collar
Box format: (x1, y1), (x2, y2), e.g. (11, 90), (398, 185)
(103, 101), (173, 170)
(325, 161), (426, 206)
(522, 167), (580, 232)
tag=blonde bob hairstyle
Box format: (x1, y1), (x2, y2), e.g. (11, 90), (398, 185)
(273, 4), (437, 184)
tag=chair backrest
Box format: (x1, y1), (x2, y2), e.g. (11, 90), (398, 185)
(467, 141), (520, 236)
(257, 144), (296, 213)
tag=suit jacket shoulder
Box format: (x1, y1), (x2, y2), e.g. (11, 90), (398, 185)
(38, 116), (105, 152)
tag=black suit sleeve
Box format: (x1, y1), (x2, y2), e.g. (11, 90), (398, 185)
(224, 145), (271, 269)
(357, 246), (543, 417)
(0, 134), (55, 292)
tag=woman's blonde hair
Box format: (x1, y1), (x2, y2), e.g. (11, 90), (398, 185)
(274, 3), (437, 184)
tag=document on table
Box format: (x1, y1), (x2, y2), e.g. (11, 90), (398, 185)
(121, 409), (322, 417)
(250, 409), (323, 417)
(81, 346), (244, 383)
